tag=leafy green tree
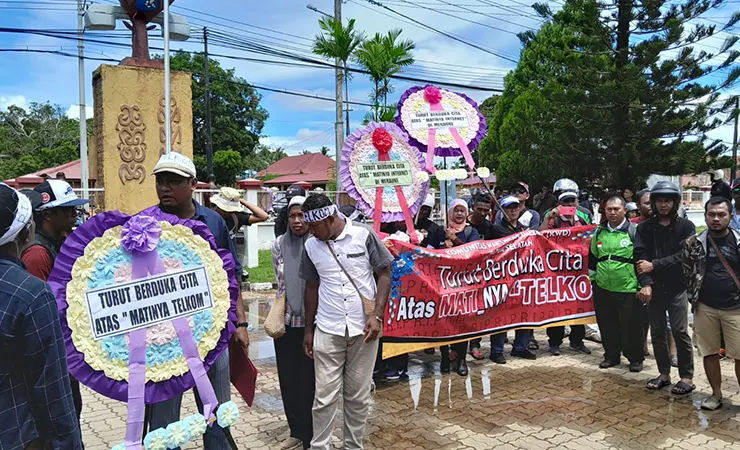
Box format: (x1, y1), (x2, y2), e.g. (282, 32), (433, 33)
(319, 146), (330, 156)
(244, 145), (288, 173)
(213, 150), (243, 186)
(312, 17), (364, 134)
(355, 29), (415, 120)
(484, 0), (740, 189)
(0, 103), (85, 180)
(166, 52), (269, 161)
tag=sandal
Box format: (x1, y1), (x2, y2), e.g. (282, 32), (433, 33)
(671, 381), (695, 396)
(700, 396), (723, 411)
(646, 377), (671, 391)
(470, 348), (484, 360)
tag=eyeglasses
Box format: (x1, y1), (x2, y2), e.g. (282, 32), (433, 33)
(512, 188), (527, 195)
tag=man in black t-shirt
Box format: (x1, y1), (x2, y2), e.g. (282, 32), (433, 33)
(682, 196), (740, 410)
(468, 192), (496, 240)
(416, 194), (446, 249)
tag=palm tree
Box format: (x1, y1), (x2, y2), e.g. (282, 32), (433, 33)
(312, 17), (364, 134)
(355, 29), (415, 121)
(319, 146), (330, 156)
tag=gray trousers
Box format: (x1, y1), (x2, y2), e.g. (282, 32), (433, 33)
(148, 350), (231, 450)
(311, 327), (378, 450)
(648, 290), (694, 379)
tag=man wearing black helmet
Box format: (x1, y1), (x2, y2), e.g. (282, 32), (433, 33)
(634, 181), (696, 395)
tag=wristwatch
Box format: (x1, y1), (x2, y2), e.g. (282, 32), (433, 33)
(235, 322), (249, 329)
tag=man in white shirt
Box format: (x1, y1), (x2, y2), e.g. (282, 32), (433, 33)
(299, 195), (393, 450)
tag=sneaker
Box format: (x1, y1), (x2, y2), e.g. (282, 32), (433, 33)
(629, 361), (643, 373)
(584, 327), (602, 343)
(490, 353), (507, 364)
(511, 348), (537, 360)
(528, 339), (539, 350)
(383, 370), (401, 381)
(470, 347), (484, 360)
(456, 359), (469, 376)
(599, 359), (619, 369)
(569, 343), (592, 355)
(549, 346), (561, 356)
(280, 437), (302, 449)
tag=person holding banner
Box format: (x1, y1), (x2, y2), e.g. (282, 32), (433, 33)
(441, 199), (480, 375)
(589, 196), (646, 373)
(494, 182), (541, 230)
(488, 195), (537, 363)
(271, 195), (315, 449)
(416, 194), (446, 250)
(0, 183), (83, 450)
(298, 194), (393, 450)
(541, 180), (593, 356)
(467, 192), (497, 360)
(144, 153), (249, 450)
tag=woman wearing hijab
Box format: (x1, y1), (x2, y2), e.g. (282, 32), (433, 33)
(271, 196), (314, 450)
(440, 199), (480, 376)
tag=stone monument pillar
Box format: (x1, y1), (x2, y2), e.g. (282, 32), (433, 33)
(91, 64), (193, 214)
(238, 179), (264, 270)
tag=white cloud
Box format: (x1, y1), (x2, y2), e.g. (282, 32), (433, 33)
(262, 127), (336, 156)
(0, 95), (27, 111)
(66, 105), (94, 120)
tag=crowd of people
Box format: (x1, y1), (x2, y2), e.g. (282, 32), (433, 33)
(2, 153), (739, 450)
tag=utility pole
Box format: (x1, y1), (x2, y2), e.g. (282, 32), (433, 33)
(334, 0), (344, 191)
(732, 97), (739, 181)
(204, 27), (214, 177)
(164, 0), (172, 154)
(77, 0), (89, 202)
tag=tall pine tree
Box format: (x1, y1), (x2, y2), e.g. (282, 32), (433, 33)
(485, 0), (740, 189)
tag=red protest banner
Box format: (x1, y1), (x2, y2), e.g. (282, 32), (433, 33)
(382, 225), (598, 358)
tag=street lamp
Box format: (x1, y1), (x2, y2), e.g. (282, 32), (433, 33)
(306, 4), (332, 17)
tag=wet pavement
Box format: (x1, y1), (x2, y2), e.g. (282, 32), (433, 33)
(80, 291), (740, 449)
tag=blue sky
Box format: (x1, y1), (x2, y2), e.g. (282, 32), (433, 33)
(0, 0), (737, 160)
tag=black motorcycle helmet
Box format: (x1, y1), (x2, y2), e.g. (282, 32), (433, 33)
(649, 181), (681, 218)
(578, 189), (589, 201)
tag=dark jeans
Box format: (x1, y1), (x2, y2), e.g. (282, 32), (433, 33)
(274, 326), (315, 445)
(593, 286), (645, 363)
(548, 325), (585, 348)
(648, 290), (694, 379)
(491, 330), (530, 354)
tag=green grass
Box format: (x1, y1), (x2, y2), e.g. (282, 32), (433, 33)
(696, 226), (706, 233)
(247, 250), (276, 284)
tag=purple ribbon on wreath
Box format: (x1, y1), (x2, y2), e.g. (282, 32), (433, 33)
(121, 215), (219, 449)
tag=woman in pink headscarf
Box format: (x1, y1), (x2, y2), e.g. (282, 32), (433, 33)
(440, 199), (480, 376)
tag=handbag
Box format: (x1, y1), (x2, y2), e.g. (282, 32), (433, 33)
(264, 294), (286, 338)
(707, 235), (740, 291)
(325, 242), (378, 321)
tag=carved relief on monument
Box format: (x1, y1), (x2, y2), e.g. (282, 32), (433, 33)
(116, 104), (147, 184)
(158, 96), (182, 155)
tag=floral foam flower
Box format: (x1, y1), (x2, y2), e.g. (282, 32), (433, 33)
(216, 401), (240, 428)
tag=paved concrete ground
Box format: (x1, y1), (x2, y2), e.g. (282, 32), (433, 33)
(80, 292), (740, 449)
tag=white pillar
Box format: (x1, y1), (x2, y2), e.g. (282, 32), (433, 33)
(240, 180), (263, 269)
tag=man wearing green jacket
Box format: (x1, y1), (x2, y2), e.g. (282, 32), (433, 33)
(589, 196), (650, 372)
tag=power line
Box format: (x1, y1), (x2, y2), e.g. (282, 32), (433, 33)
(362, 0), (519, 62)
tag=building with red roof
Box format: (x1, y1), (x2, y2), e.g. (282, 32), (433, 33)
(255, 153), (336, 189)
(3, 160), (94, 189)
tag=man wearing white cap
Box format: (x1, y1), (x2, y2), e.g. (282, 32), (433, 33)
(0, 183), (83, 450)
(210, 186), (268, 245)
(142, 153), (249, 450)
(416, 193), (446, 249)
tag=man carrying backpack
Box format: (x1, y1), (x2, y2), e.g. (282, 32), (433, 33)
(589, 196), (648, 373)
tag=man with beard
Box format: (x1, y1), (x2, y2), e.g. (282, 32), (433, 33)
(635, 181), (696, 395)
(682, 196), (740, 410)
